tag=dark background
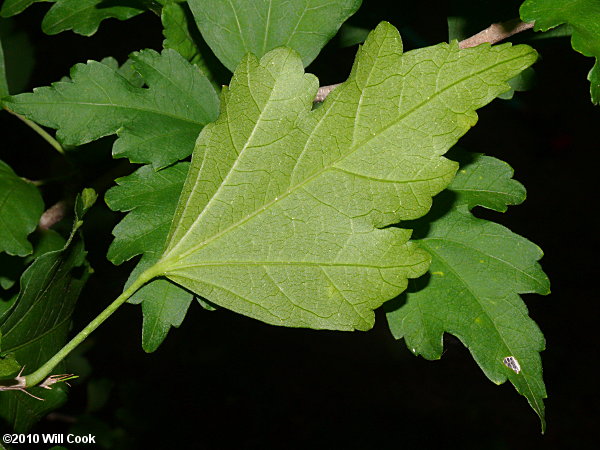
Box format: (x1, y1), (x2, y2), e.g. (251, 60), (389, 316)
(1, 1), (598, 448)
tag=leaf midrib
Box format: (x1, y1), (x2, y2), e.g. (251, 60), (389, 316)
(164, 48), (530, 268)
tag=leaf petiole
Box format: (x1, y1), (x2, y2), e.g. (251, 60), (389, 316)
(3, 107), (65, 156)
(23, 266), (160, 387)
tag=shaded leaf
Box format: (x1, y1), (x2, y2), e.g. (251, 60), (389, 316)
(0, 34), (8, 98)
(447, 149), (526, 211)
(0, 192), (92, 431)
(41, 0), (144, 36)
(1, 0), (144, 36)
(142, 23), (537, 331)
(0, 1), (51, 18)
(139, 279), (192, 353)
(0, 160), (44, 256)
(386, 150), (549, 431)
(188, 0), (362, 71)
(0, 18), (35, 95)
(0, 229), (66, 291)
(5, 49), (219, 169)
(521, 0), (600, 104)
(0, 353), (20, 378)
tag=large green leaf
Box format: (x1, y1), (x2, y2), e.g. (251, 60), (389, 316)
(4, 49), (219, 169)
(386, 150), (549, 430)
(188, 0), (362, 72)
(138, 22), (537, 331)
(521, 0), (600, 104)
(0, 160), (44, 256)
(0, 192), (93, 432)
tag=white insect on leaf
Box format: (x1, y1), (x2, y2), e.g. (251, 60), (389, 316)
(503, 356), (521, 374)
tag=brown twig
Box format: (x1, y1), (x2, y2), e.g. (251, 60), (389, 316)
(38, 200), (69, 230)
(314, 19), (535, 102)
(459, 19), (534, 49)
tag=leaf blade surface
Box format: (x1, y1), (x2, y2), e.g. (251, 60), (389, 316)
(151, 23), (537, 331)
(188, 0), (362, 71)
(0, 160), (44, 256)
(386, 151), (549, 430)
(4, 49), (219, 168)
(521, 0), (600, 103)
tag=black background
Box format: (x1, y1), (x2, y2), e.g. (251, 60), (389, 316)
(1, 1), (598, 448)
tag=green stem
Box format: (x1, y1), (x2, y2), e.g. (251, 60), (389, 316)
(4, 107), (65, 156)
(24, 267), (158, 387)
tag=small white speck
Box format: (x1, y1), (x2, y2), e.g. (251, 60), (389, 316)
(503, 356), (521, 374)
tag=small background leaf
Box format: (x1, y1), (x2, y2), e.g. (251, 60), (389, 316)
(0, 194), (91, 431)
(188, 0), (362, 71)
(41, 0), (144, 36)
(521, 0), (600, 104)
(139, 279), (192, 353)
(0, 160), (44, 256)
(386, 149), (549, 430)
(0, 33), (9, 98)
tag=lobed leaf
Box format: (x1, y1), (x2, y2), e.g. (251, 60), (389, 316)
(106, 162), (189, 265)
(105, 162), (195, 351)
(139, 279), (192, 353)
(386, 150), (549, 430)
(161, 1), (203, 69)
(41, 0), (144, 36)
(142, 22), (537, 331)
(521, 0), (600, 104)
(4, 49), (219, 169)
(0, 160), (44, 256)
(1, 0), (145, 36)
(188, 0), (362, 72)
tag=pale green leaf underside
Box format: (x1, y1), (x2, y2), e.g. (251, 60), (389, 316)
(188, 0), (362, 71)
(0, 160), (44, 256)
(4, 49), (219, 169)
(521, 0), (600, 104)
(147, 22), (537, 331)
(386, 152), (549, 430)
